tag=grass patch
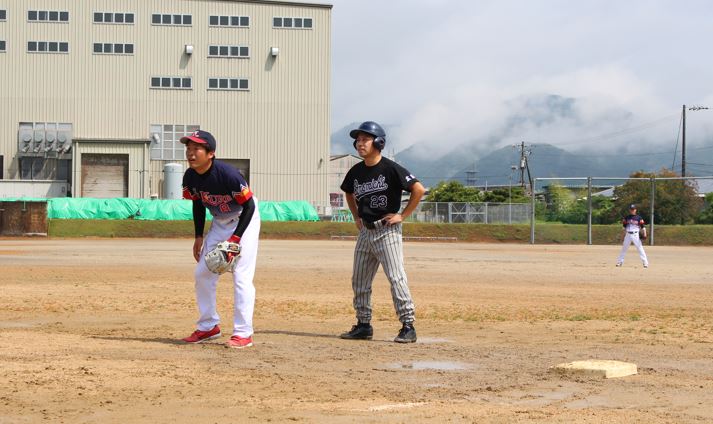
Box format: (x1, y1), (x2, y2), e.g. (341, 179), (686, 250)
(567, 314), (592, 321)
(45, 219), (713, 245)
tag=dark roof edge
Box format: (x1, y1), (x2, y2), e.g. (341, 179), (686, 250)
(214, 0), (332, 9)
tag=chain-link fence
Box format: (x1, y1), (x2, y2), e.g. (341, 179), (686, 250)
(408, 202), (531, 224)
(531, 176), (713, 245)
(315, 202), (531, 224)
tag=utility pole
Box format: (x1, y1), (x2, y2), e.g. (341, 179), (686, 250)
(682, 104), (710, 177)
(514, 142), (533, 191)
(682, 104), (686, 177)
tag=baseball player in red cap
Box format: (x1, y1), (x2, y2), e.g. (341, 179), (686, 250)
(179, 130), (261, 348)
(616, 204), (649, 268)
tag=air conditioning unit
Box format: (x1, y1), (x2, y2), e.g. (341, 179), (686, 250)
(45, 124), (57, 152)
(58, 123), (72, 153)
(33, 123), (45, 153)
(18, 123), (33, 153)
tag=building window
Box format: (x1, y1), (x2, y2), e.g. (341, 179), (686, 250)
(151, 13), (192, 26)
(208, 78), (250, 91)
(28, 10), (69, 22)
(93, 12), (135, 24)
(208, 45), (249, 58)
(93, 43), (134, 55)
(0, 41), (5, 52)
(273, 16), (313, 29)
(209, 15), (249, 27)
(149, 124), (200, 161)
(0, 10), (6, 21)
(150, 76), (192, 90)
(28, 41), (69, 54)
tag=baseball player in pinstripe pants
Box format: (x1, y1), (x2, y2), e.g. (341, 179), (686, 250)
(339, 121), (426, 343)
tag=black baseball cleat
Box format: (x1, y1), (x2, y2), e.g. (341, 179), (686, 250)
(394, 323), (417, 343)
(340, 322), (373, 340)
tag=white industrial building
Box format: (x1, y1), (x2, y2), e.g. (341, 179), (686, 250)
(328, 153), (360, 208)
(0, 0), (332, 209)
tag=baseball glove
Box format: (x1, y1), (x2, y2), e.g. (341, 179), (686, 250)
(639, 232), (647, 240)
(205, 240), (241, 274)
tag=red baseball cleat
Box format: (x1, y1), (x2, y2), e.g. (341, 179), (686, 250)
(182, 325), (221, 343)
(227, 335), (253, 349)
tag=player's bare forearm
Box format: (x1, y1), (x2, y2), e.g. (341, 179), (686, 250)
(345, 193), (362, 229)
(384, 182), (425, 225)
(192, 236), (203, 262)
(401, 182), (425, 219)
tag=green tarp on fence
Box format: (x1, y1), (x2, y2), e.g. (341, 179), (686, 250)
(0, 198), (319, 221)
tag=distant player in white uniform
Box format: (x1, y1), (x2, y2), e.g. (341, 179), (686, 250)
(179, 130), (261, 349)
(616, 204), (649, 268)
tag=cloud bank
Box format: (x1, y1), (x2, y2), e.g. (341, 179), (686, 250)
(330, 0), (713, 156)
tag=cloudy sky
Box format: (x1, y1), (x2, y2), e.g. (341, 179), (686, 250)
(328, 0), (713, 156)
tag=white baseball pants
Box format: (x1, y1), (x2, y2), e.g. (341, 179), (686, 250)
(617, 231), (648, 266)
(193, 200), (260, 337)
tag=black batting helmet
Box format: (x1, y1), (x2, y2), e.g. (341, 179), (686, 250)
(350, 121), (386, 151)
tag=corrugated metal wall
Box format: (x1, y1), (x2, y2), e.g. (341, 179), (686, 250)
(0, 0), (331, 203)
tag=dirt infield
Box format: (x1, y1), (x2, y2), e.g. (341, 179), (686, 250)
(1, 239), (713, 423)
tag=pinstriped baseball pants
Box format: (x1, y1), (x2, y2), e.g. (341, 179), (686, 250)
(352, 221), (415, 324)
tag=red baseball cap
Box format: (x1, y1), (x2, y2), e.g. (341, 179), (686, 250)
(180, 130), (216, 152)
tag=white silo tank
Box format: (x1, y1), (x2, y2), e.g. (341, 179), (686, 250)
(163, 163), (184, 199)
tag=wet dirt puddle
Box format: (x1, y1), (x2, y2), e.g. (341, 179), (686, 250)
(388, 361), (472, 371)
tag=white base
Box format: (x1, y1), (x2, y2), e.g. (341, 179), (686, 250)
(552, 360), (637, 379)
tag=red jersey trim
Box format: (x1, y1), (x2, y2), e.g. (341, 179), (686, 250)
(232, 186), (253, 205)
(182, 187), (199, 200)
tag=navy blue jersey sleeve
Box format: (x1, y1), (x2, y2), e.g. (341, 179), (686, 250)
(223, 166), (253, 205)
(192, 199), (206, 237)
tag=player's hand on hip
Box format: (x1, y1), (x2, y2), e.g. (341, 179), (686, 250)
(193, 237), (203, 262)
(383, 213), (403, 226)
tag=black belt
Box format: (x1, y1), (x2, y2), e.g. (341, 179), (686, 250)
(363, 219), (385, 229)
(627, 231), (638, 234)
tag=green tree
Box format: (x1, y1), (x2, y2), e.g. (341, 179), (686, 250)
(425, 181), (482, 202)
(592, 196), (617, 224)
(543, 183), (573, 222)
(481, 187), (529, 203)
(556, 195), (617, 224)
(695, 193), (713, 224)
(612, 169), (702, 225)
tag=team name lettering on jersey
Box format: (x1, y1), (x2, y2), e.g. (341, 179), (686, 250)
(354, 175), (388, 199)
(200, 191), (234, 213)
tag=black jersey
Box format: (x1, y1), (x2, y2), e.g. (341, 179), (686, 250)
(182, 160), (253, 218)
(340, 157), (419, 223)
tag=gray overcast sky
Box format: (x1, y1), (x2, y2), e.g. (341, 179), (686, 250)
(328, 0), (713, 154)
